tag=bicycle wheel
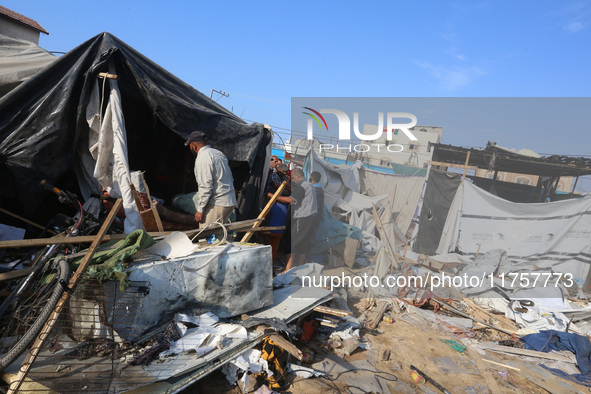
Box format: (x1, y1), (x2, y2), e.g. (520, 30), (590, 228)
(0, 259), (70, 371)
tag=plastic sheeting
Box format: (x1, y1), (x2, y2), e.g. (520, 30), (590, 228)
(0, 33), (55, 98)
(413, 169), (462, 255)
(438, 181), (591, 287)
(304, 150), (383, 251)
(359, 167), (425, 235)
(0, 32), (270, 219)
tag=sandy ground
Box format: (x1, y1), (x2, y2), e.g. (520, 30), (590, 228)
(186, 288), (590, 394)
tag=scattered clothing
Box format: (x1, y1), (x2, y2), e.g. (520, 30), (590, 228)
(521, 330), (591, 386)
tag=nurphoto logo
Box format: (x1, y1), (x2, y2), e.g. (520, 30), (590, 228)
(302, 107), (419, 153)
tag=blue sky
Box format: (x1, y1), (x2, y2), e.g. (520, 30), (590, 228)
(3, 1), (591, 189)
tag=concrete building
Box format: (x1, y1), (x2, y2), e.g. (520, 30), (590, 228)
(0, 6), (48, 44)
(360, 124), (443, 168)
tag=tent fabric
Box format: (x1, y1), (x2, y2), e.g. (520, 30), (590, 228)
(0, 32), (270, 219)
(413, 169), (462, 255)
(358, 167), (425, 235)
(305, 149), (382, 251)
(438, 181), (591, 287)
(0, 33), (56, 98)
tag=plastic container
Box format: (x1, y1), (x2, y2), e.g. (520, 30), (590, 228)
(410, 370), (425, 384)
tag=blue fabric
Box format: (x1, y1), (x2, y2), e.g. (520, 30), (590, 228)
(310, 207), (363, 255)
(521, 330), (591, 386)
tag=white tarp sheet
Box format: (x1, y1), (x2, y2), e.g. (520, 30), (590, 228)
(438, 181), (591, 287)
(87, 70), (143, 233)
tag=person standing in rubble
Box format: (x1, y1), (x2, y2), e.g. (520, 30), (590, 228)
(185, 131), (236, 227)
(283, 167), (317, 271)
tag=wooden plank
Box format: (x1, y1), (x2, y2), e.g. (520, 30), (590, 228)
(313, 305), (353, 317)
(368, 301), (389, 329)
(371, 204), (399, 270)
(428, 160), (478, 170)
(130, 183), (159, 232)
(0, 219), (264, 249)
(8, 199), (123, 394)
(139, 172), (164, 232)
(479, 343), (576, 363)
(241, 181), (287, 243)
(241, 314), (302, 361)
(0, 266), (35, 282)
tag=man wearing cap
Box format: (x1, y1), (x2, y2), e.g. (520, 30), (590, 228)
(185, 131), (236, 227)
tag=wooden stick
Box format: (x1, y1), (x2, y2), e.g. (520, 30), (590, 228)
(8, 199), (123, 394)
(467, 349), (504, 393)
(463, 298), (517, 331)
(462, 150), (471, 185)
(368, 301), (389, 329)
(241, 181), (287, 243)
(98, 72), (118, 80)
(0, 207), (54, 234)
(432, 299), (517, 337)
(371, 204), (399, 270)
(482, 359), (520, 371)
(0, 267), (35, 282)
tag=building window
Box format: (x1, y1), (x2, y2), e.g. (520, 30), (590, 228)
(408, 143), (420, 151)
(361, 156), (370, 164)
(380, 159), (390, 166)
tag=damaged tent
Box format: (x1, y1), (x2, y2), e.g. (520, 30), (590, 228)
(0, 32), (271, 230)
(414, 169), (591, 288)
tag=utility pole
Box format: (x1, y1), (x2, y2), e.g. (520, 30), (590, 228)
(210, 89), (229, 102)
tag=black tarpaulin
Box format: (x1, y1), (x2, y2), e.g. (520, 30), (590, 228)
(0, 32), (270, 220)
(413, 169), (462, 255)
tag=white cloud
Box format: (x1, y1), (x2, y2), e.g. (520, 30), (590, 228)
(415, 61), (486, 91)
(564, 21), (584, 32)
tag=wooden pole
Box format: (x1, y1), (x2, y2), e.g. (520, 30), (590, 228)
(139, 172), (164, 232)
(0, 207), (54, 234)
(371, 204), (399, 270)
(241, 181), (287, 243)
(8, 199), (123, 394)
(461, 150), (471, 185)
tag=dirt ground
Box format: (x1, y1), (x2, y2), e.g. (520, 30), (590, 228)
(184, 289), (590, 394)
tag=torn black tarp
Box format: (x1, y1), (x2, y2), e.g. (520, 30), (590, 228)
(413, 169), (462, 255)
(0, 32), (271, 221)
